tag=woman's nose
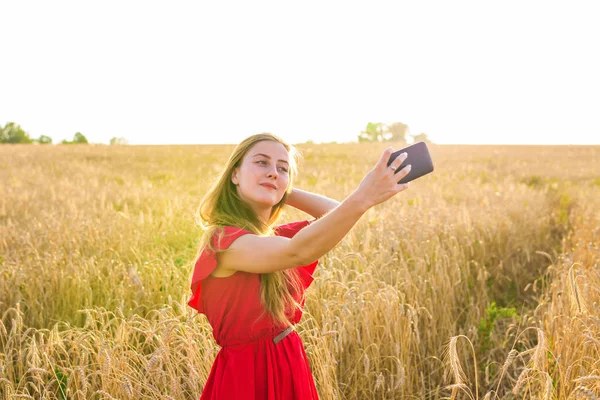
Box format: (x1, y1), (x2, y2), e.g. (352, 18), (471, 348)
(266, 166), (278, 178)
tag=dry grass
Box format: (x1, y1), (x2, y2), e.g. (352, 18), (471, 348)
(1, 142), (599, 399)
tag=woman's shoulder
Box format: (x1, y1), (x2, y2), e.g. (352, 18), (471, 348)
(206, 219), (313, 250)
(209, 225), (253, 248)
(212, 220), (312, 240)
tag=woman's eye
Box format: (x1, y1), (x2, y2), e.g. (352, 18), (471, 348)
(256, 160), (287, 172)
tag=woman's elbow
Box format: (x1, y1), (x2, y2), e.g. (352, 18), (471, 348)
(284, 245), (312, 270)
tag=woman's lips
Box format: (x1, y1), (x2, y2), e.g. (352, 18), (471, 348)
(261, 183), (277, 190)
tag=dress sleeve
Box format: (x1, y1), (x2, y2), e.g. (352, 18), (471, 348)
(187, 226), (252, 313)
(274, 219), (319, 289)
(274, 219), (313, 238)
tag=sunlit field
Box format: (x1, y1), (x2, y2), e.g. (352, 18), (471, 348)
(1, 142), (599, 399)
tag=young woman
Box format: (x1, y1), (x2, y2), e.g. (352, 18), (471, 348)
(188, 133), (411, 399)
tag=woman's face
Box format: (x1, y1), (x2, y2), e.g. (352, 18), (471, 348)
(231, 140), (290, 217)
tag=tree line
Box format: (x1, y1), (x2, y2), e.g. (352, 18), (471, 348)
(0, 122), (127, 145)
(2, 120), (431, 145)
(358, 122), (432, 144)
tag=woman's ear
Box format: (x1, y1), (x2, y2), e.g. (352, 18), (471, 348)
(231, 168), (239, 185)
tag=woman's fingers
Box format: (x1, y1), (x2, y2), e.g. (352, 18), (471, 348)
(377, 147), (395, 170)
(388, 153), (408, 174)
(394, 163), (413, 192)
(396, 181), (411, 192)
(395, 163), (412, 179)
(354, 147), (413, 210)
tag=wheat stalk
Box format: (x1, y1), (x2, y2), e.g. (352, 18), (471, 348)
(512, 367), (532, 395)
(575, 386), (599, 400)
(532, 328), (548, 371)
(121, 376), (133, 399)
(93, 390), (117, 400)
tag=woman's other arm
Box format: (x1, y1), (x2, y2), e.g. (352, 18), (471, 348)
(285, 188), (341, 219)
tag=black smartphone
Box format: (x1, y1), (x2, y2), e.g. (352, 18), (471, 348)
(387, 142), (434, 184)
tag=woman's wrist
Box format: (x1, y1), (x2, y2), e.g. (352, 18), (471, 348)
(285, 188), (298, 208)
(346, 190), (370, 214)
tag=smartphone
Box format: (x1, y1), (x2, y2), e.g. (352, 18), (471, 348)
(387, 142), (434, 184)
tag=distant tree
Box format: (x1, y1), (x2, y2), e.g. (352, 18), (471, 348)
(0, 122), (33, 144)
(73, 132), (88, 144)
(61, 132), (89, 145)
(109, 137), (129, 145)
(358, 122), (385, 142)
(411, 133), (433, 144)
(37, 135), (53, 144)
(384, 122), (409, 143)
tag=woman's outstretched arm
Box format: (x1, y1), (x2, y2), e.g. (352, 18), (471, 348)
(218, 148), (411, 274)
(285, 188), (341, 219)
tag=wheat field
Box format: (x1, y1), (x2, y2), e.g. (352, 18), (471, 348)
(1, 142), (599, 399)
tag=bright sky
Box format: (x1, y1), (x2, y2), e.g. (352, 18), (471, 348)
(1, 1), (599, 145)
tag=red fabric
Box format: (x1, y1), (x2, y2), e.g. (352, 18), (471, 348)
(188, 220), (320, 399)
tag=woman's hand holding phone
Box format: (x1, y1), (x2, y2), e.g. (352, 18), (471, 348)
(350, 147), (412, 211)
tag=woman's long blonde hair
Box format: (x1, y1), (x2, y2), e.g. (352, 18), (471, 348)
(195, 133), (305, 328)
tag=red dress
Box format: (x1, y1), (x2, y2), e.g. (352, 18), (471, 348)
(188, 220), (320, 399)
